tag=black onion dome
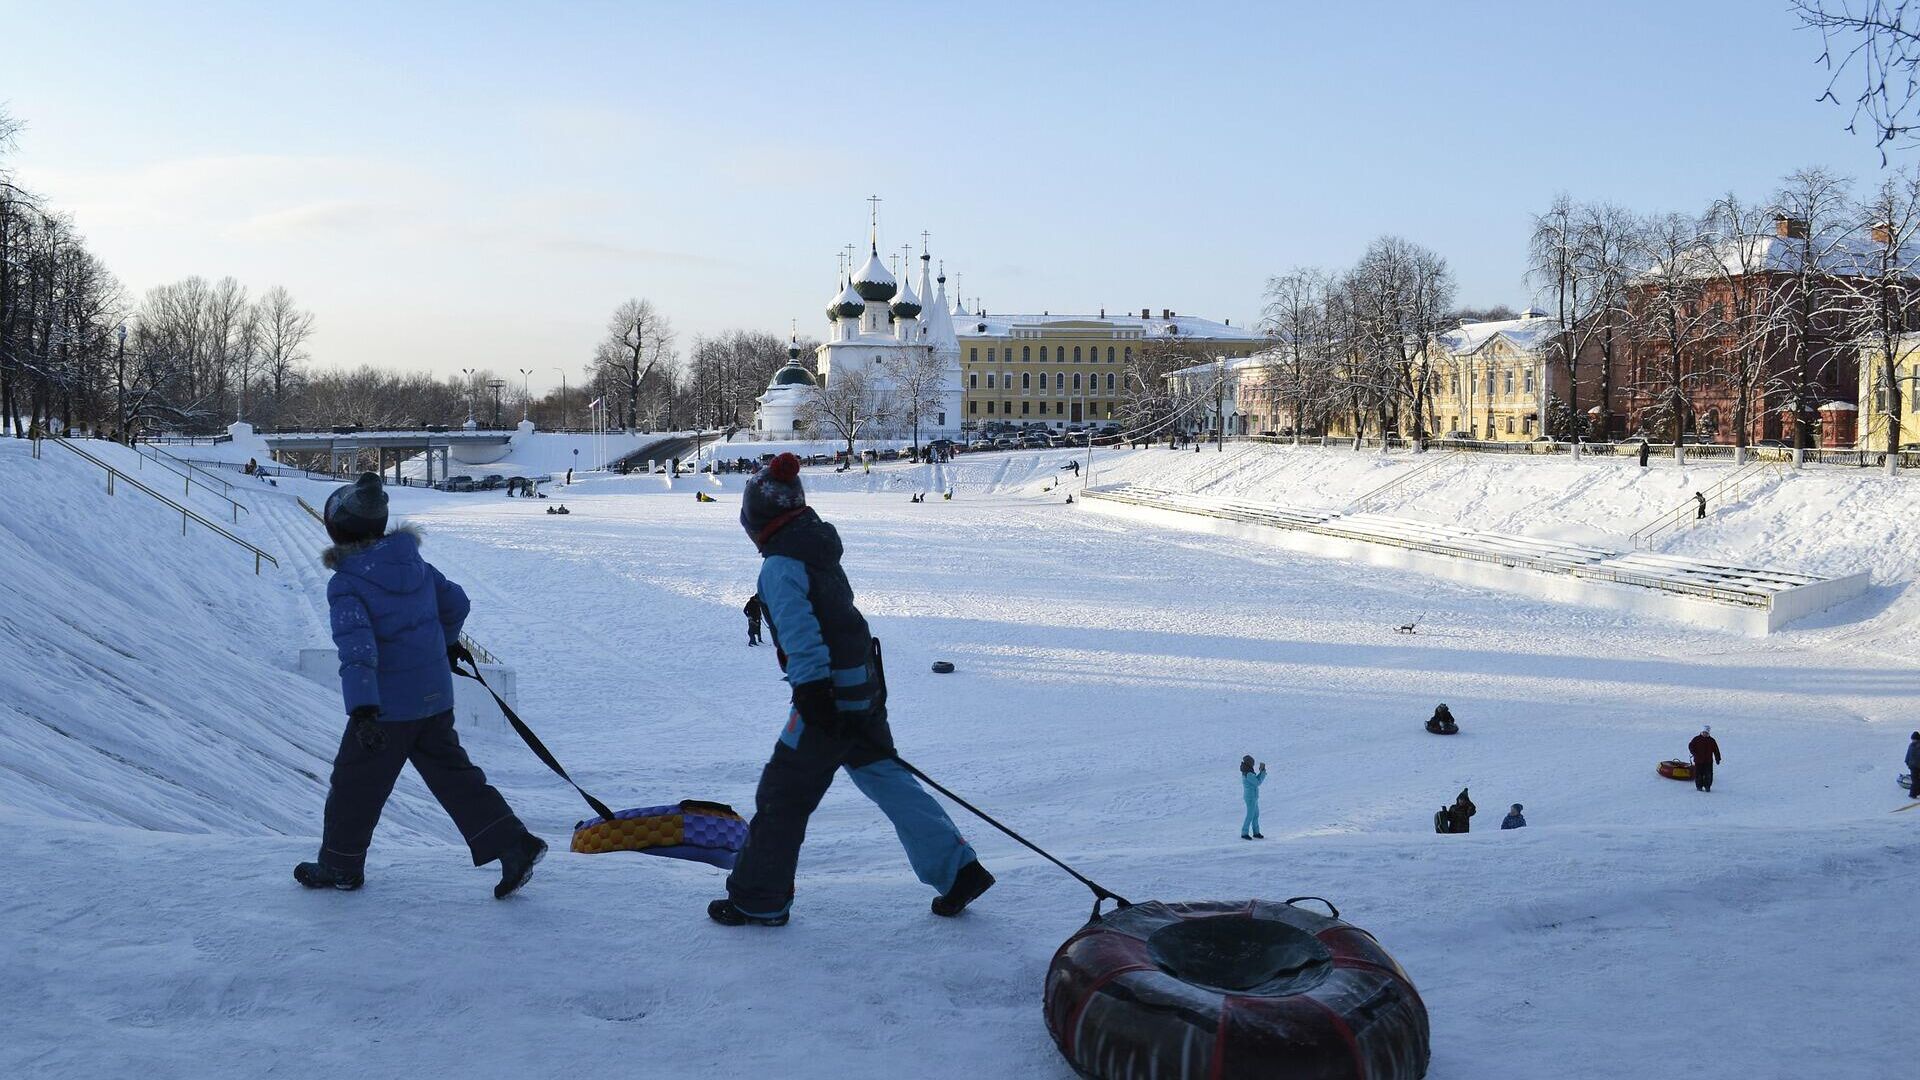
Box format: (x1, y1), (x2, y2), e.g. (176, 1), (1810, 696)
(890, 273), (922, 318)
(852, 249), (896, 302)
(830, 279), (865, 320)
(770, 361), (816, 388)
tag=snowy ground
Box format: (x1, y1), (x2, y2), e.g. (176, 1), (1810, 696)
(4, 439), (1917, 1079)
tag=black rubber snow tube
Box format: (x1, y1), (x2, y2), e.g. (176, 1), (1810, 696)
(1044, 898), (1429, 1080)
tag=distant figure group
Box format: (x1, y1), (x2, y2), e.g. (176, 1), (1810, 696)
(1425, 704), (1459, 735)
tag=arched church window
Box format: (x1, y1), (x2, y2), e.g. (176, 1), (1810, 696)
(1023, 346), (1031, 362)
(1074, 346), (1082, 362)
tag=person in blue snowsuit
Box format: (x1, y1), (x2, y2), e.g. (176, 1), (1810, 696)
(1240, 755), (1266, 839)
(1501, 803), (1527, 829)
(710, 453), (994, 927)
(295, 472), (547, 898)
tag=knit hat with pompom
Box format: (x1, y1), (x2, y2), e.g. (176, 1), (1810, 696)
(740, 453), (807, 542)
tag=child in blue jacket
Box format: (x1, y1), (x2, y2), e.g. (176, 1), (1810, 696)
(1240, 755), (1266, 839)
(295, 472), (546, 897)
(711, 454), (993, 926)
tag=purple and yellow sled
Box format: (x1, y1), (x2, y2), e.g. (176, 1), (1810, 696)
(571, 800), (748, 869)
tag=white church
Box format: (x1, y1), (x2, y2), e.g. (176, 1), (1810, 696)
(754, 215), (965, 439)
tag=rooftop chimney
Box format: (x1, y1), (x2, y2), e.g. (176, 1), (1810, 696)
(1161, 308), (1172, 319)
(1142, 308), (1151, 319)
(1775, 215), (1809, 240)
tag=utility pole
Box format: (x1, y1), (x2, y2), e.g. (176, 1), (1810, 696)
(1216, 354), (1227, 451)
(553, 367), (568, 430)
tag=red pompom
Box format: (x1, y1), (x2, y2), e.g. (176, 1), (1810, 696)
(767, 452), (801, 482)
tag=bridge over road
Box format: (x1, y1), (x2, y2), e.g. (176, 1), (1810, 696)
(262, 429), (515, 486)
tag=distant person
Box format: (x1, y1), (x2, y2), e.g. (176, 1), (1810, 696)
(1501, 803), (1527, 830)
(1240, 755), (1267, 840)
(1688, 725), (1722, 792)
(297, 472), (546, 898)
(1905, 732), (1919, 799)
(1695, 491), (1707, 520)
(566, 467), (573, 485)
(244, 457), (258, 475)
(743, 594), (763, 646)
(1434, 788), (1476, 834)
(1426, 704), (1459, 735)
(1638, 440), (1651, 468)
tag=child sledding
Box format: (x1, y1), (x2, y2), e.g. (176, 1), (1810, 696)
(1425, 704), (1459, 735)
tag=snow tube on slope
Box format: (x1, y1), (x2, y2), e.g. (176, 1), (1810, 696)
(1424, 721), (1459, 735)
(570, 800), (747, 868)
(1045, 898), (1430, 1080)
(1657, 760), (1694, 781)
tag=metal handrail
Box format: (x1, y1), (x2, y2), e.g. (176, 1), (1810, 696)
(141, 442), (237, 495)
(124, 441), (250, 522)
(292, 496), (499, 664)
(44, 437), (279, 574)
(1346, 450), (1465, 513)
(1082, 484), (1771, 609)
(1631, 460), (1781, 549)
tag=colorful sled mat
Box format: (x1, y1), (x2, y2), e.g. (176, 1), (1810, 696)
(571, 800), (748, 868)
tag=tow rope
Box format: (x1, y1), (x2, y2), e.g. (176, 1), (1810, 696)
(869, 638), (1132, 921)
(454, 660), (617, 823)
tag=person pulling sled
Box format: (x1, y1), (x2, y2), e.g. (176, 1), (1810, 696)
(1688, 726), (1722, 792)
(296, 472), (547, 898)
(710, 454), (993, 927)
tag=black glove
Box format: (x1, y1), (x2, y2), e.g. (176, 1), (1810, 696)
(350, 706), (386, 752)
(448, 641), (475, 672)
(791, 680), (841, 739)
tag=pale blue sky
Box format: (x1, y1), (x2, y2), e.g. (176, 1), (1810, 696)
(3, 1), (1894, 385)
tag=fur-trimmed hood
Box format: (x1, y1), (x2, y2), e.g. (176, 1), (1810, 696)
(322, 525), (427, 594)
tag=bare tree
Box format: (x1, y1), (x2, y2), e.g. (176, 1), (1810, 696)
(1576, 203), (1642, 440)
(1844, 163), (1920, 460)
(1342, 236), (1455, 447)
(1529, 194), (1586, 428)
(1702, 192), (1778, 458)
(1260, 267), (1337, 442)
(1796, 0), (1920, 159)
(1767, 167), (1857, 448)
(877, 346), (950, 456)
(1628, 213), (1719, 449)
(799, 368), (890, 458)
(591, 298), (674, 431)
(256, 285), (314, 427)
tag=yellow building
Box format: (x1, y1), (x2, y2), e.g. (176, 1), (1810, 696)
(1429, 311), (1564, 441)
(1857, 332), (1920, 449)
(954, 305), (1263, 428)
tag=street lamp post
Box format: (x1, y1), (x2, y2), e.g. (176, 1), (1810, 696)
(487, 379), (506, 429)
(518, 368), (534, 423)
(115, 322), (128, 443)
(459, 367), (477, 425)
(552, 368), (568, 430)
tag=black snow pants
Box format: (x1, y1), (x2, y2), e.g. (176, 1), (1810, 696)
(318, 709), (525, 873)
(1693, 760), (1714, 791)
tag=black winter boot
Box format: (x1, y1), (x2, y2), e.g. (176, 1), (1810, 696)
(294, 861), (364, 891)
(494, 832), (547, 899)
(931, 860), (995, 917)
(708, 898), (789, 927)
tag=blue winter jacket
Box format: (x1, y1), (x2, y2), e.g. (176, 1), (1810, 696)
(756, 509), (879, 727)
(323, 528), (468, 723)
(1501, 812), (1527, 830)
(1907, 740), (1920, 771)
(1242, 770), (1265, 803)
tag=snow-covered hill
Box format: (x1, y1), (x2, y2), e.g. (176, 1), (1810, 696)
(3, 437), (1916, 1079)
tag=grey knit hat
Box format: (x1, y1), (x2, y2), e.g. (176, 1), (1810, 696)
(324, 472), (389, 543)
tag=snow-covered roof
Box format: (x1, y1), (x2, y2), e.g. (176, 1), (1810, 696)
(956, 313), (1262, 341)
(852, 249), (896, 301)
(1436, 314), (1563, 356)
(1652, 232), (1920, 280)
(918, 276), (960, 354)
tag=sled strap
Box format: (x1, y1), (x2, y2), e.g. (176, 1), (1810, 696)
(455, 661), (619, 823)
(869, 637), (1131, 920)
(889, 753), (1131, 920)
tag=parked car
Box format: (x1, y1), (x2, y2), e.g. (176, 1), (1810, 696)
(1021, 433), (1053, 448)
(991, 437), (1017, 450)
(968, 438), (993, 451)
(1441, 430), (1472, 441)
(1097, 423), (1121, 437)
(443, 475), (477, 492)
(478, 474), (505, 490)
